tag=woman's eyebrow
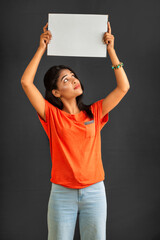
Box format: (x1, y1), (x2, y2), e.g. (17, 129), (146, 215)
(61, 72), (73, 81)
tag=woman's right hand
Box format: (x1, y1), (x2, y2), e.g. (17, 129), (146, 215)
(39, 22), (52, 51)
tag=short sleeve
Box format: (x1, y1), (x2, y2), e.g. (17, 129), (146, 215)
(37, 99), (52, 139)
(91, 98), (109, 131)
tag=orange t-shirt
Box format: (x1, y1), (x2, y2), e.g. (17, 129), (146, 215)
(37, 98), (109, 189)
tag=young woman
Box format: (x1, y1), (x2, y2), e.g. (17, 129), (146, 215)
(21, 21), (130, 240)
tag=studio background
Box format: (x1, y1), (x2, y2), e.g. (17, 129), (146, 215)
(1, 0), (160, 240)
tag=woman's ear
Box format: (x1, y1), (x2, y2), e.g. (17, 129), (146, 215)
(52, 89), (61, 99)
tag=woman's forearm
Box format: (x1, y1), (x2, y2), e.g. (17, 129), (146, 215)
(21, 47), (45, 85)
(108, 48), (130, 91)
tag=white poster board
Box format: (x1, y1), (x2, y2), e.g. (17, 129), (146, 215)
(47, 13), (108, 58)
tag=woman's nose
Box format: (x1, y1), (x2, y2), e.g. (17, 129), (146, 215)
(73, 79), (77, 84)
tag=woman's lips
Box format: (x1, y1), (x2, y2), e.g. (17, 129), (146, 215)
(74, 84), (80, 89)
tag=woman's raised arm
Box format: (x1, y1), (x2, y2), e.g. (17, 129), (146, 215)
(21, 23), (52, 121)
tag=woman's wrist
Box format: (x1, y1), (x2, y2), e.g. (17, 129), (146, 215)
(37, 46), (46, 55)
(107, 48), (120, 66)
(107, 47), (116, 54)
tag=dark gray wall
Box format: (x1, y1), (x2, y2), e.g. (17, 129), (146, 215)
(1, 0), (160, 239)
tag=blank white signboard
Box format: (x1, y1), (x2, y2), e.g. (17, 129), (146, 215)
(47, 13), (108, 58)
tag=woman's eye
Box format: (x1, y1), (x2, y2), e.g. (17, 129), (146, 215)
(64, 79), (68, 83)
(64, 75), (75, 83)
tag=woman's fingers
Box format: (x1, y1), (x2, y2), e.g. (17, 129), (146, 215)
(43, 22), (48, 32)
(43, 36), (50, 44)
(103, 35), (113, 40)
(43, 35), (50, 40)
(42, 22), (52, 43)
(43, 31), (52, 36)
(43, 30), (51, 34)
(103, 35), (112, 41)
(103, 32), (113, 40)
(103, 31), (114, 44)
(107, 21), (111, 34)
(104, 32), (111, 37)
(43, 30), (52, 38)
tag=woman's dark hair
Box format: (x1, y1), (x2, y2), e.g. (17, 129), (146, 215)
(43, 65), (94, 119)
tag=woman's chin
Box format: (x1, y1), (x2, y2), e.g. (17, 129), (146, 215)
(76, 89), (83, 96)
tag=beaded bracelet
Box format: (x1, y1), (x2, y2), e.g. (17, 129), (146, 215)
(112, 62), (124, 70)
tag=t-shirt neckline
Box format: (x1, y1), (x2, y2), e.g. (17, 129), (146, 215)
(59, 108), (84, 116)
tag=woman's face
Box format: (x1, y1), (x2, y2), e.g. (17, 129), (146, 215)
(53, 69), (83, 100)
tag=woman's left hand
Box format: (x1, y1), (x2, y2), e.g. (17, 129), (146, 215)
(103, 21), (115, 51)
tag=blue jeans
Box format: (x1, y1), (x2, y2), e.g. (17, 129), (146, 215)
(47, 180), (107, 240)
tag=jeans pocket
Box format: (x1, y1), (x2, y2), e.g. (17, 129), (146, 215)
(89, 181), (103, 190)
(51, 183), (68, 193)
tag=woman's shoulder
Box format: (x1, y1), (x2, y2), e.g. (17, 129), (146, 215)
(45, 99), (58, 109)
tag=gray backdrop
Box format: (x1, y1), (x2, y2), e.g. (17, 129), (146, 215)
(1, 0), (160, 240)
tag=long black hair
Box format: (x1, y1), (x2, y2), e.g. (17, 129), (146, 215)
(43, 65), (94, 119)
